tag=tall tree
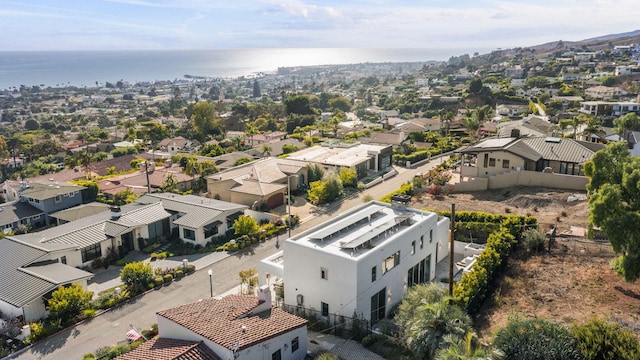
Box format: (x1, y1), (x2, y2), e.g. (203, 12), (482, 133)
(585, 142), (640, 281)
(570, 114), (587, 139)
(613, 113), (640, 142)
(582, 115), (602, 142)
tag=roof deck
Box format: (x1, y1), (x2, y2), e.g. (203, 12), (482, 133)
(289, 201), (436, 259)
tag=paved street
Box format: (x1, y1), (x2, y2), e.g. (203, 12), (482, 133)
(10, 156), (450, 360)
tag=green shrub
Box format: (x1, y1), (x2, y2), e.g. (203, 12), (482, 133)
(82, 353), (95, 360)
(154, 276), (163, 287)
(150, 253), (157, 261)
(115, 257), (133, 266)
(571, 318), (640, 360)
(494, 314), (581, 360)
(175, 270), (184, 278)
(523, 228), (546, 252)
(361, 334), (380, 348)
(163, 274), (173, 284)
(83, 309), (96, 318)
(186, 264), (196, 273)
(147, 282), (155, 289)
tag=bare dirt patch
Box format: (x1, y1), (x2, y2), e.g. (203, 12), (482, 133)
(413, 186), (640, 340)
(414, 186), (590, 233)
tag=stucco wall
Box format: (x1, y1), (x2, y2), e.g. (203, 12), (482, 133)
(282, 211), (446, 322)
(158, 314), (307, 360)
(455, 170), (588, 191)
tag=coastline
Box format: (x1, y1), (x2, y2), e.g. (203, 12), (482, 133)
(0, 48), (452, 90)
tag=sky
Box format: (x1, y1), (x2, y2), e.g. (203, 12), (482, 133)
(1, 0), (639, 55)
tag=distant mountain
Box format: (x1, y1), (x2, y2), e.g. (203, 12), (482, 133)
(582, 29), (640, 42)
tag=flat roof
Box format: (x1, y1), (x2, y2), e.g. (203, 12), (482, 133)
(289, 201), (437, 259)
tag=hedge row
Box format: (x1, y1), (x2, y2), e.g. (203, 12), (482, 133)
(453, 214), (537, 315)
(454, 225), (516, 314)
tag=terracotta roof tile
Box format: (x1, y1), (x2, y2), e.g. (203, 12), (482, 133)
(115, 337), (219, 360)
(157, 295), (307, 351)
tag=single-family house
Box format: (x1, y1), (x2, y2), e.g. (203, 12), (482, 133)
(0, 201), (44, 233)
(258, 200), (450, 324)
(116, 288), (308, 360)
(158, 136), (199, 154)
(456, 136), (605, 191)
(135, 193), (247, 247)
(584, 86), (627, 100)
(0, 237), (93, 322)
(206, 157), (307, 209)
(285, 142), (393, 180)
(2, 181), (86, 226)
(460, 136), (604, 177)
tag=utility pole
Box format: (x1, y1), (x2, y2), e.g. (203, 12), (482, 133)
(448, 203), (456, 298)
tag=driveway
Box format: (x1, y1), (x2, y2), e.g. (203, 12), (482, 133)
(10, 156), (451, 360)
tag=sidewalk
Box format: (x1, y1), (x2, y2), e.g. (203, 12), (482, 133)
(87, 250), (231, 295)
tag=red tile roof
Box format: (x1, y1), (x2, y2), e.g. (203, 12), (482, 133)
(114, 337), (219, 360)
(157, 295), (307, 351)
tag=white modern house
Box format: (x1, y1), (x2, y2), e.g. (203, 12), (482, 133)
(258, 200), (450, 324)
(117, 287), (308, 360)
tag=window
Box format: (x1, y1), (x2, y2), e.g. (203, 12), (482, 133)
(429, 229), (433, 243)
(33, 215), (40, 220)
(411, 241), (415, 255)
(271, 349), (281, 360)
(489, 158), (496, 167)
(420, 235), (424, 249)
(371, 266), (377, 282)
(60, 256), (67, 264)
(321, 302), (329, 317)
(370, 288), (386, 324)
(81, 244), (102, 263)
(204, 225), (218, 238)
(54, 195), (62, 203)
(407, 255), (431, 287)
(183, 228), (196, 240)
(320, 267), (328, 280)
(291, 337), (299, 352)
(382, 251), (400, 274)
(502, 159), (510, 169)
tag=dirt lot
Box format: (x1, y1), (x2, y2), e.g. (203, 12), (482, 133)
(413, 186), (640, 341)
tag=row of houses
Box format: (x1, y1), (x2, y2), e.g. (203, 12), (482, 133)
(0, 193), (247, 322)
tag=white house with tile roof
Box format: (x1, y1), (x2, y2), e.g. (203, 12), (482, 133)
(117, 287), (307, 360)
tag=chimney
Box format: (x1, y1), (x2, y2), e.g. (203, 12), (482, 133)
(248, 285), (272, 315)
(110, 206), (121, 220)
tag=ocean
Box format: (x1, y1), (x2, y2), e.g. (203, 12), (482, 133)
(0, 48), (463, 91)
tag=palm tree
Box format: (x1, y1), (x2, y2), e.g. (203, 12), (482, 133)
(399, 295), (472, 360)
(613, 113), (640, 142)
(261, 144), (272, 157)
(244, 123), (258, 147)
(570, 114), (587, 139)
(439, 110), (455, 135)
(184, 157), (201, 179)
(435, 333), (503, 360)
(462, 116), (480, 141)
(558, 119), (571, 137)
(582, 115), (602, 142)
